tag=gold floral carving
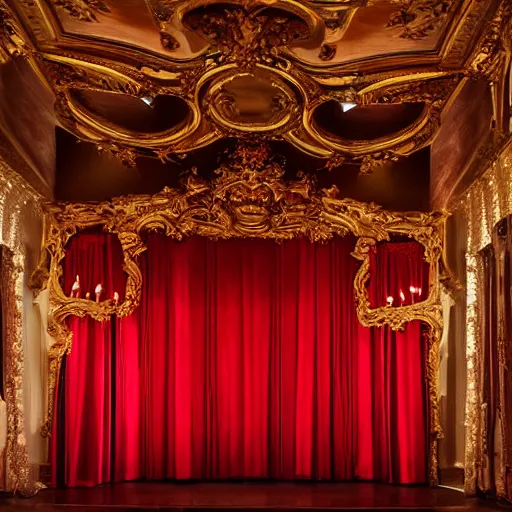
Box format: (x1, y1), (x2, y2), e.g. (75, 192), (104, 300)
(0, 159), (43, 495)
(0, 1), (30, 63)
(181, 5), (315, 68)
(34, 142), (447, 486)
(49, 0), (110, 22)
(386, 0), (456, 40)
(468, 1), (511, 81)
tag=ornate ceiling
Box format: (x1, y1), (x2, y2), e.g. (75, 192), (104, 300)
(0, 0), (510, 176)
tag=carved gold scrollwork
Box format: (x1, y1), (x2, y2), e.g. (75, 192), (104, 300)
(33, 142), (447, 485)
(386, 0), (456, 40)
(0, 0), (30, 63)
(1, 0), (469, 169)
(48, 0), (110, 22)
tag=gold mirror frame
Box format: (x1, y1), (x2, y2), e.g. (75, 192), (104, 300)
(32, 143), (450, 486)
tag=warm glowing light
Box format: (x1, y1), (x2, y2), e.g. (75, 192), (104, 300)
(95, 283), (103, 302)
(399, 290), (405, 303)
(71, 275), (80, 297)
(418, 287), (422, 296)
(340, 102), (357, 113)
(113, 291), (119, 305)
(409, 285), (416, 294)
(386, 296), (394, 306)
(85, 292), (91, 299)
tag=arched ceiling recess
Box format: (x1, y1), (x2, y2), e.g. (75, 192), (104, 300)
(0, 0), (510, 173)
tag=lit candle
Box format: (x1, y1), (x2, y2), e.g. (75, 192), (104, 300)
(113, 292), (119, 305)
(71, 275), (80, 298)
(85, 292), (91, 300)
(399, 290), (405, 306)
(386, 296), (394, 306)
(95, 283), (103, 303)
(409, 285), (416, 303)
(418, 287), (422, 297)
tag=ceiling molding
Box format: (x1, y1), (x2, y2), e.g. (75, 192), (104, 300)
(2, 0), (508, 171)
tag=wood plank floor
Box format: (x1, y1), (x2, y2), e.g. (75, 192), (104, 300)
(0, 482), (503, 511)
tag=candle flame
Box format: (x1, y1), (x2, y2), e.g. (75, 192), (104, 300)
(71, 275), (80, 297)
(409, 285), (416, 294)
(95, 284), (103, 294)
(400, 290), (405, 301)
(386, 296), (394, 305)
(113, 292), (119, 303)
(85, 292), (91, 299)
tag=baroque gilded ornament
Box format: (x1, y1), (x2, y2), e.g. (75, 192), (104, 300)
(0, 1), (29, 63)
(3, 0), (481, 171)
(49, 0), (110, 22)
(386, 0), (455, 40)
(0, 158), (43, 495)
(34, 142), (449, 486)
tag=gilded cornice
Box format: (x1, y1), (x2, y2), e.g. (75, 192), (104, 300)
(2, 0), (505, 170)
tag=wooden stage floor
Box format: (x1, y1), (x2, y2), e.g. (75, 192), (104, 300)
(0, 482), (503, 512)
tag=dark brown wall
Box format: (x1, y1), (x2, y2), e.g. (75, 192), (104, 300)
(56, 128), (182, 201)
(56, 129), (430, 210)
(320, 148), (430, 212)
(0, 57), (56, 195)
(431, 78), (493, 209)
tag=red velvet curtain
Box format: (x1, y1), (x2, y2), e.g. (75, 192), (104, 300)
(52, 233), (428, 487)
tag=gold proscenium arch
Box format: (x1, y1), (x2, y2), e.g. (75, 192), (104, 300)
(32, 142), (451, 488)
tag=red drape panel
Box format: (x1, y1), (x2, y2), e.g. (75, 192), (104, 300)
(52, 234), (428, 487)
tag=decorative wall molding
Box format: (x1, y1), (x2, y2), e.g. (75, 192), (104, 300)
(0, 158), (43, 495)
(2, 0), (505, 170)
(386, 0), (457, 41)
(0, 0), (30, 63)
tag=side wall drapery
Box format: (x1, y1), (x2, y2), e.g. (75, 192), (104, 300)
(474, 217), (512, 499)
(52, 233), (428, 487)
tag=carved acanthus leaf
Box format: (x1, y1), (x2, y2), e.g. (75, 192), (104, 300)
(0, 1), (29, 63)
(184, 6), (311, 68)
(468, 2), (511, 81)
(386, 0), (454, 40)
(50, 0), (111, 22)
